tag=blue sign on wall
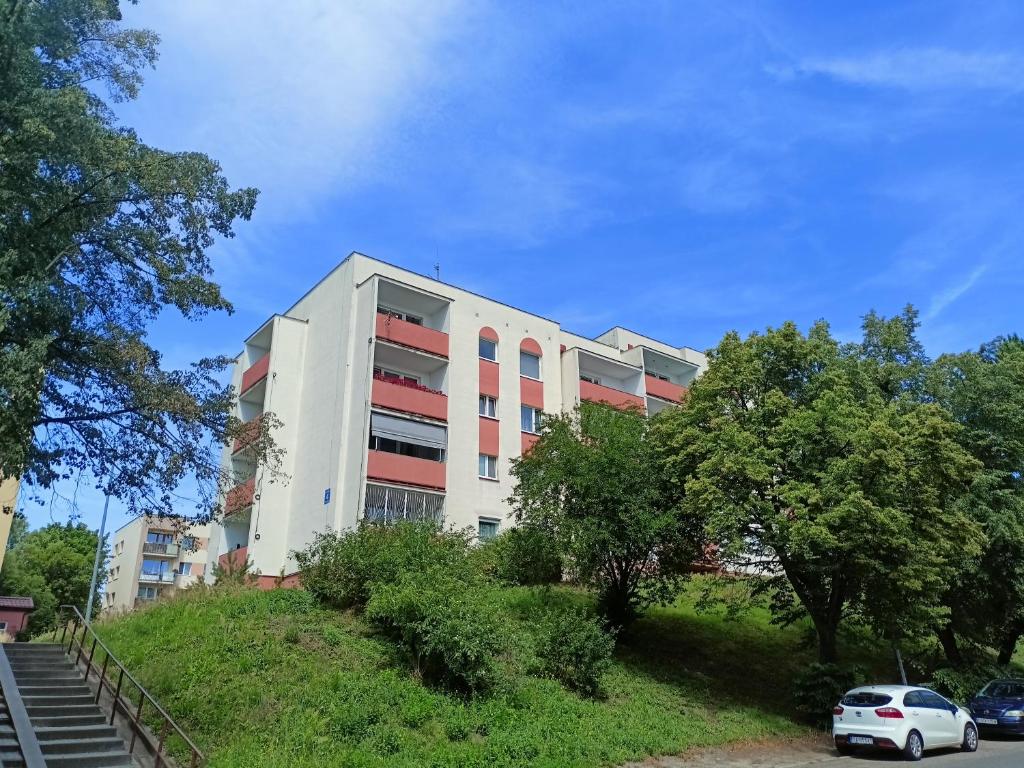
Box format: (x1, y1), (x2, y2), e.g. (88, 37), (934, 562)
(323, 488), (331, 505)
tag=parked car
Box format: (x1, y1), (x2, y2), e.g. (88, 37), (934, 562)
(968, 679), (1024, 735)
(833, 685), (978, 761)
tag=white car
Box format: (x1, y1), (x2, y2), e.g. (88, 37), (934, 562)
(833, 685), (979, 761)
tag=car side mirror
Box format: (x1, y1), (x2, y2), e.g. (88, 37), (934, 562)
(949, 704), (959, 714)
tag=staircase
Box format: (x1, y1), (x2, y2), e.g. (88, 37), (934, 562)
(2, 643), (134, 767)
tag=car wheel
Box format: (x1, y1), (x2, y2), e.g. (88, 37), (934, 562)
(962, 723), (978, 752)
(903, 730), (923, 761)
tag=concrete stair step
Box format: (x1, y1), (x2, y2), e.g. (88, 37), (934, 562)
(27, 717), (105, 729)
(41, 750), (132, 767)
(40, 735), (128, 754)
(18, 685), (93, 697)
(36, 724), (120, 741)
(25, 702), (103, 716)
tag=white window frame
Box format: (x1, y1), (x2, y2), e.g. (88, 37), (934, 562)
(478, 454), (498, 480)
(479, 337), (498, 361)
(377, 304), (423, 325)
(479, 395), (497, 418)
(580, 374), (601, 385)
(520, 351), (542, 380)
(478, 517), (500, 542)
(373, 366), (421, 385)
(521, 405), (542, 434)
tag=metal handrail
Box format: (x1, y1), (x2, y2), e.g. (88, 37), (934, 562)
(52, 604), (205, 768)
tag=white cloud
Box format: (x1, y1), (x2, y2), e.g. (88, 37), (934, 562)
(122, 0), (469, 222)
(925, 264), (988, 321)
(793, 48), (1024, 92)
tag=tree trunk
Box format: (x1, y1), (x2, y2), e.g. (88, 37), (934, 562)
(814, 617), (839, 664)
(997, 629), (1021, 666)
(937, 624), (963, 667)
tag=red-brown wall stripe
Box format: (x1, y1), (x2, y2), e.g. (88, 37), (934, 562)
(479, 416), (499, 455)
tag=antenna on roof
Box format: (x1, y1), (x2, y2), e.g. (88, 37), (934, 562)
(434, 261), (440, 280)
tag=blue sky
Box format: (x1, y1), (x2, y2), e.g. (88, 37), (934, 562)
(22, 0), (1024, 531)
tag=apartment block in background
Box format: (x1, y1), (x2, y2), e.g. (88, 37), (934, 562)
(105, 516), (211, 612)
(209, 252), (707, 586)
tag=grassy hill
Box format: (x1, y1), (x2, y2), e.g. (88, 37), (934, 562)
(92, 581), (824, 768)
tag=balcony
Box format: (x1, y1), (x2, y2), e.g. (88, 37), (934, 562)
(645, 374), (687, 403)
(372, 373), (447, 421)
(225, 477), (255, 516)
(142, 542), (180, 557)
(376, 312), (449, 358)
(367, 449), (446, 490)
(580, 379), (645, 411)
(240, 353), (270, 394)
(218, 546), (249, 572)
(232, 415), (263, 454)
(364, 483), (444, 525)
(138, 571), (176, 584)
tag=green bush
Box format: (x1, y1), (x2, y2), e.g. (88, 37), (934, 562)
(928, 663), (1010, 703)
(293, 522), (473, 610)
(486, 525), (562, 586)
(365, 567), (505, 693)
(532, 608), (615, 696)
(792, 662), (865, 724)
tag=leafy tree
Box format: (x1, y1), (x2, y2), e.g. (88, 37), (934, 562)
(0, 0), (281, 520)
(929, 336), (1024, 665)
(0, 521), (105, 635)
(6, 511), (28, 550)
(211, 551), (259, 587)
(509, 402), (705, 630)
(655, 311), (982, 663)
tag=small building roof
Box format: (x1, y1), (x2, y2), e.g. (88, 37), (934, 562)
(0, 596), (35, 610)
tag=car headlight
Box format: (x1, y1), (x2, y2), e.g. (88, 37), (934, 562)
(1004, 710), (1024, 717)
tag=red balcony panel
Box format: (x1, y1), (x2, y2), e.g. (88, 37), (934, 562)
(521, 432), (539, 455)
(240, 353), (269, 393)
(480, 417), (499, 455)
(372, 375), (448, 421)
(375, 313), (449, 358)
(367, 450), (446, 490)
(645, 374), (687, 403)
(232, 416), (263, 454)
(219, 546), (248, 571)
(225, 477), (255, 516)
(479, 359), (499, 398)
(580, 380), (645, 411)
(520, 376), (544, 408)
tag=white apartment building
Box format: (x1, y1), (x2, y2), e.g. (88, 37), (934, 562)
(106, 516), (211, 612)
(208, 252), (706, 586)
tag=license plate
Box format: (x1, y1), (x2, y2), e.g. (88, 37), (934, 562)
(977, 718), (998, 725)
(849, 736), (873, 745)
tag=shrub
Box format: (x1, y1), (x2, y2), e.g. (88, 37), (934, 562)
(293, 522), (473, 610)
(532, 608), (614, 696)
(792, 662), (865, 724)
(365, 567), (505, 693)
(486, 525), (562, 586)
(928, 663), (1010, 703)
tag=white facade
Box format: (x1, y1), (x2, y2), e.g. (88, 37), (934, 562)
(105, 516), (210, 612)
(208, 253), (706, 584)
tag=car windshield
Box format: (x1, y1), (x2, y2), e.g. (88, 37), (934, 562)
(840, 692), (893, 707)
(979, 681), (1024, 698)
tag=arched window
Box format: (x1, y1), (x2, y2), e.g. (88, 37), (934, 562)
(479, 326), (499, 361)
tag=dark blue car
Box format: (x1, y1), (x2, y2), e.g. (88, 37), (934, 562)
(969, 679), (1024, 735)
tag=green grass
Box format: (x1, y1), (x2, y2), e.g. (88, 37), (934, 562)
(94, 581), (823, 768)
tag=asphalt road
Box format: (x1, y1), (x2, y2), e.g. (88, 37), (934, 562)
(621, 734), (1024, 768)
(836, 736), (1023, 768)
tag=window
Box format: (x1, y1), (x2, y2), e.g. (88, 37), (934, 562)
(521, 406), (542, 434)
(478, 454), (498, 480)
(920, 690), (952, 710)
(520, 351), (541, 379)
(141, 558), (169, 576)
(652, 372), (670, 381)
(377, 305), (422, 325)
(0, 622), (8, 632)
(146, 531), (173, 544)
(368, 412), (447, 462)
(137, 586), (157, 599)
(842, 692), (894, 707)
(479, 395), (497, 418)
(478, 517), (500, 541)
(580, 374), (601, 385)
(479, 337), (497, 361)
(181, 536), (198, 551)
(177, 562), (192, 576)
